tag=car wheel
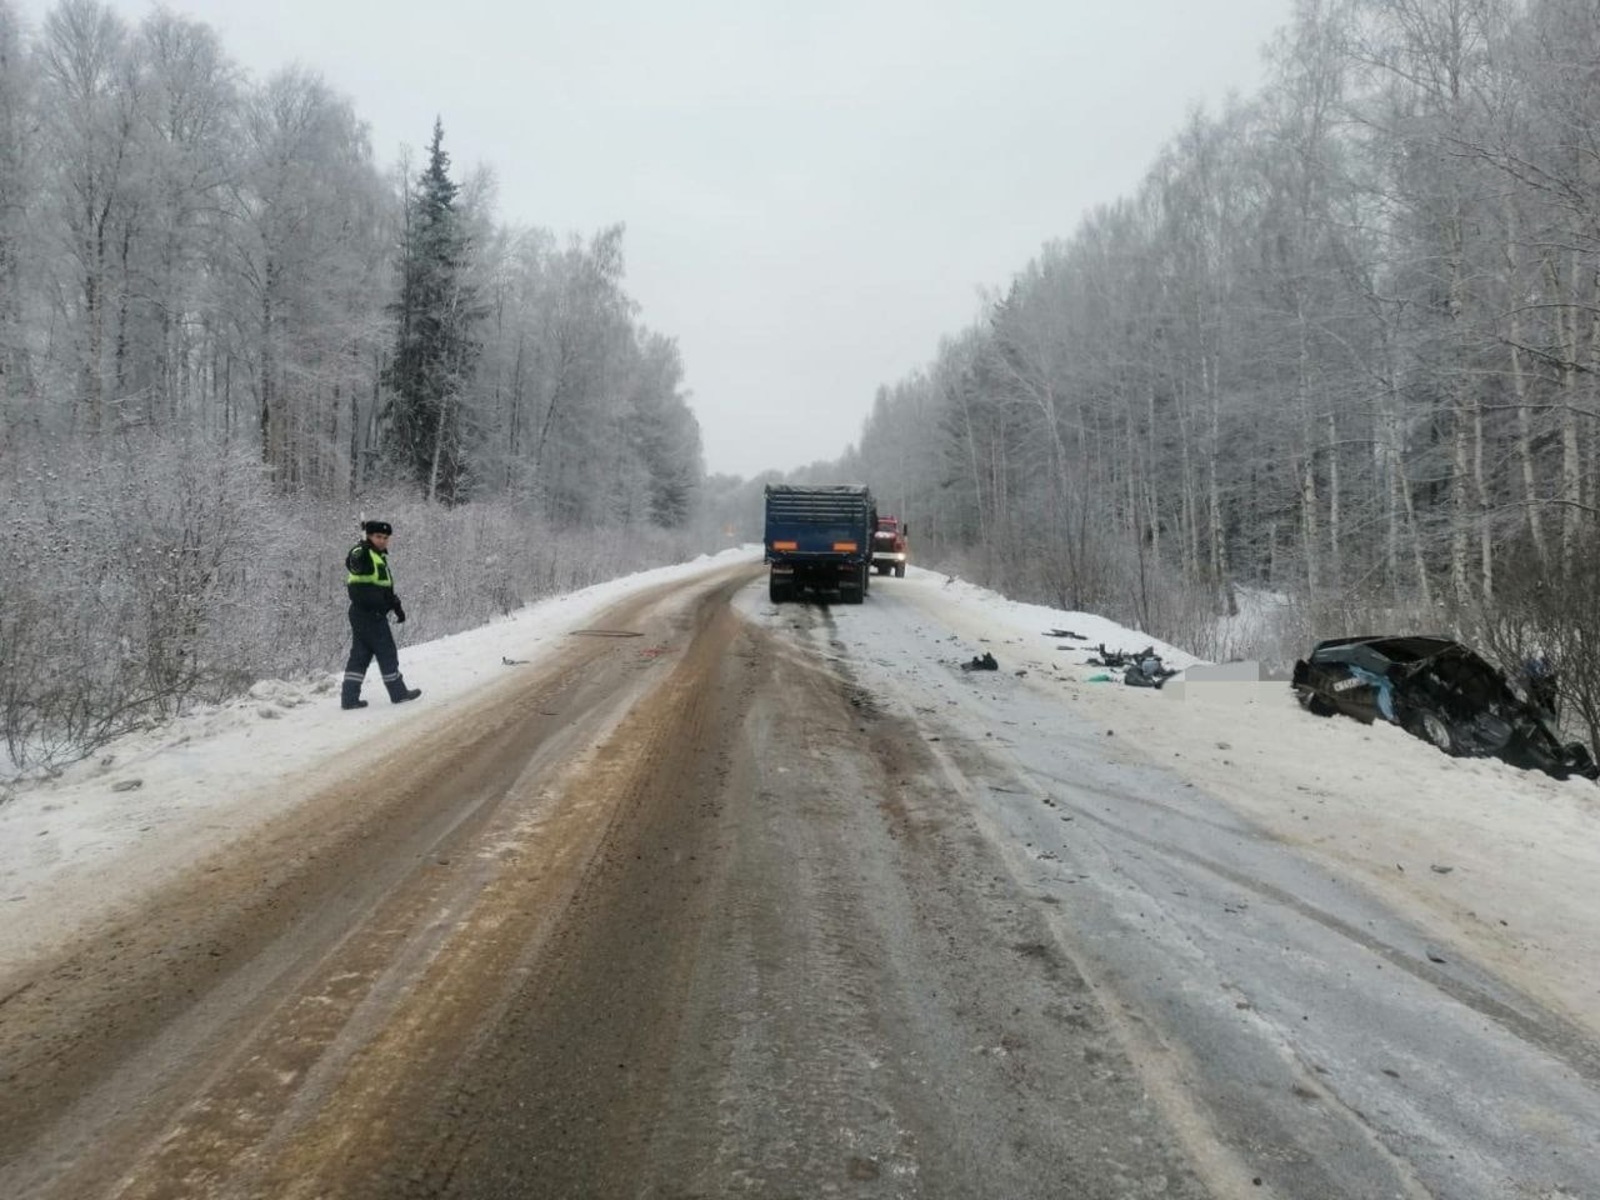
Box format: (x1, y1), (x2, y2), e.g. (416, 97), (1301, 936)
(1409, 707), (1458, 755)
(1302, 693), (1337, 717)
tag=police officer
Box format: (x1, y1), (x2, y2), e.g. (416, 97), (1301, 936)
(341, 520), (422, 709)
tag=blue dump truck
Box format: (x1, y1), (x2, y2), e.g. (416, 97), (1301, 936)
(764, 484), (877, 604)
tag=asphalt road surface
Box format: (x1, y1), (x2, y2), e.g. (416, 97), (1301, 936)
(2, 563), (1596, 1199)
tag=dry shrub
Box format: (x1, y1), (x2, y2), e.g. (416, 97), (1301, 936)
(1469, 549), (1600, 753)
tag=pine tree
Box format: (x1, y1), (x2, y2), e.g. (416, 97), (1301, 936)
(384, 117), (481, 503)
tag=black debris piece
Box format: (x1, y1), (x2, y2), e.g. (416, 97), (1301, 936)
(961, 652), (1000, 672)
(1082, 643), (1179, 688)
(1087, 643), (1150, 668)
(1045, 628), (1087, 640)
(1123, 654), (1178, 689)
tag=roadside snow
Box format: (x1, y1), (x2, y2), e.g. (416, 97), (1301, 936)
(4, 554), (1596, 1045)
(0, 546), (759, 974)
(817, 568), (1600, 1042)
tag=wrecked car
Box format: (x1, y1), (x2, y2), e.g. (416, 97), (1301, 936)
(1291, 635), (1598, 781)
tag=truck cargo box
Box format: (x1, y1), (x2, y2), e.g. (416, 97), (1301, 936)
(764, 484), (876, 604)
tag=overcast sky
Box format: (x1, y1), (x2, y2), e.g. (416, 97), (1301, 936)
(19, 0), (1291, 478)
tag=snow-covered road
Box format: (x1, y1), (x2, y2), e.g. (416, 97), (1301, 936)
(2, 551), (1597, 1198)
(749, 573), (1600, 1197)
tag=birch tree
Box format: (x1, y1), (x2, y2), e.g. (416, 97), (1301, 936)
(0, 0), (33, 416)
(227, 67), (388, 489)
(35, 0), (139, 436)
(121, 8), (236, 431)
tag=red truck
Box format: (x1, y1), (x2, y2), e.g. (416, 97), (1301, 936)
(871, 516), (910, 577)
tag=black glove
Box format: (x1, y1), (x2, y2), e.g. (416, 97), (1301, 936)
(393, 601), (407, 624)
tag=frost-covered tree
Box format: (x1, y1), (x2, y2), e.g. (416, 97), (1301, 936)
(120, 8), (237, 431)
(34, 0), (139, 436)
(625, 331), (701, 528)
(0, 0), (34, 415)
(226, 67), (389, 490)
(385, 117), (482, 504)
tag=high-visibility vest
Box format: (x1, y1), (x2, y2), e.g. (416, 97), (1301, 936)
(347, 545), (392, 587)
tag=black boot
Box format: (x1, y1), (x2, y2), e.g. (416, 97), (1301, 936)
(386, 675), (422, 703)
(341, 698), (368, 710)
(341, 674), (367, 710)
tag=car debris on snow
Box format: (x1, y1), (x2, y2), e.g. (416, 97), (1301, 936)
(1122, 655), (1178, 689)
(1085, 643), (1141, 668)
(1081, 643), (1179, 689)
(1291, 635), (1599, 781)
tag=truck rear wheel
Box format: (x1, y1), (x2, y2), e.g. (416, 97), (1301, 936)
(839, 566), (866, 605)
(894, 563), (906, 578)
(769, 574), (793, 604)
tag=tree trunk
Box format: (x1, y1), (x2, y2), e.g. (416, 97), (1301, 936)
(1552, 250), (1583, 571)
(1447, 202), (1471, 604)
(1327, 411), (1341, 591)
(259, 260), (276, 479)
(1504, 202), (1547, 565)
(1298, 306), (1319, 597)
(1206, 351), (1233, 614)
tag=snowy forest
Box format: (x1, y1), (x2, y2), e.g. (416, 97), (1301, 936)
(9, 0), (1600, 770)
(821, 0), (1600, 744)
(0, 0), (704, 767)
